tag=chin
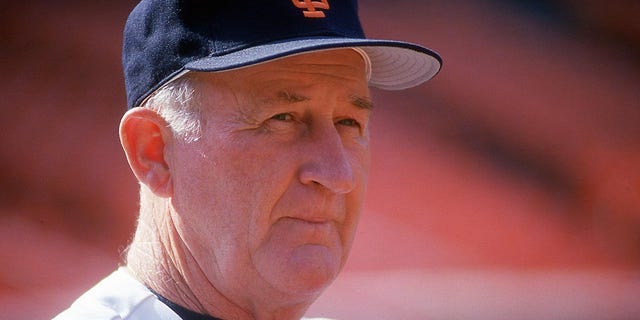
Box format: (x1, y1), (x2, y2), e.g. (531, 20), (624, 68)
(271, 245), (343, 296)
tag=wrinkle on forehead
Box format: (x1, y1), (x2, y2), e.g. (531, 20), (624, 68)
(186, 49), (371, 116)
(191, 49), (368, 88)
(265, 90), (372, 111)
(239, 49), (368, 82)
(277, 91), (309, 104)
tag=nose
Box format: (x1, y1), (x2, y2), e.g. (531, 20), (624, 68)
(298, 125), (356, 194)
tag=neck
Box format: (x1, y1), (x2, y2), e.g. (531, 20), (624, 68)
(126, 213), (214, 315)
(125, 200), (313, 320)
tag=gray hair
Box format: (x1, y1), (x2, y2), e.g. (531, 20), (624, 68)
(141, 74), (203, 143)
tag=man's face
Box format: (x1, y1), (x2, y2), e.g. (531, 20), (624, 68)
(168, 49), (371, 303)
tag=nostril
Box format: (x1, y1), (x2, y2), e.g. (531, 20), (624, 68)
(299, 161), (355, 195)
(297, 124), (358, 194)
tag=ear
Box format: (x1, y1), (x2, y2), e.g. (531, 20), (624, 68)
(119, 108), (173, 197)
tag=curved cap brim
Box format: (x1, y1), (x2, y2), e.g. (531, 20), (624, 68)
(185, 37), (442, 90)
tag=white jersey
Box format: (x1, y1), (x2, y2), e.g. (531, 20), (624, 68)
(53, 268), (332, 320)
(53, 268), (182, 320)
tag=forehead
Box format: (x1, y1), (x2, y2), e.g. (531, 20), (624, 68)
(242, 48), (368, 79)
(193, 49), (369, 90)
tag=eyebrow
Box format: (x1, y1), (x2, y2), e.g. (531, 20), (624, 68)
(350, 95), (374, 110)
(275, 91), (373, 110)
(277, 91), (308, 103)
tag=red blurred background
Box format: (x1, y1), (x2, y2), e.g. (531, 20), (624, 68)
(2, 1), (639, 319)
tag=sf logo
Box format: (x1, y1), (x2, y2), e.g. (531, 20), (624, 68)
(292, 0), (330, 18)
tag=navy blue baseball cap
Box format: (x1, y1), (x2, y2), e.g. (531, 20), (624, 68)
(123, 0), (442, 109)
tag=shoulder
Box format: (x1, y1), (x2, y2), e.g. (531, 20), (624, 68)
(53, 268), (181, 320)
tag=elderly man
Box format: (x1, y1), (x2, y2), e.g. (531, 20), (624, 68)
(54, 0), (440, 319)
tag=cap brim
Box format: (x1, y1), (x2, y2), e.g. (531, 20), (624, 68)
(185, 37), (442, 90)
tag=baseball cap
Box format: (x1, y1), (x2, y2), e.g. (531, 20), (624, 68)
(123, 0), (442, 109)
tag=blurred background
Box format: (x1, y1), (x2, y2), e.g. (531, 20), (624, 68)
(1, 0), (639, 319)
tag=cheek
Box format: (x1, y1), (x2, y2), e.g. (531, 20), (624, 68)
(339, 147), (370, 252)
(174, 139), (295, 245)
(341, 185), (367, 251)
(168, 143), (260, 258)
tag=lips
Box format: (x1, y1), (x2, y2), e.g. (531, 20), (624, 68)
(274, 216), (338, 246)
(282, 216), (333, 231)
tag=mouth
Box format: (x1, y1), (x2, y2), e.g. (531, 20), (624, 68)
(277, 216), (336, 243)
(284, 216), (332, 228)
(289, 216), (331, 224)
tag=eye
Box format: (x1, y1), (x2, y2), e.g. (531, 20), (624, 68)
(263, 113), (299, 133)
(271, 113), (294, 121)
(337, 118), (360, 127)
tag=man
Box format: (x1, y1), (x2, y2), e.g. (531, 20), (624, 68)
(55, 0), (440, 319)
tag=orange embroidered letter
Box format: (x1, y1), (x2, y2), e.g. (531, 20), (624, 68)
(292, 0), (330, 18)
